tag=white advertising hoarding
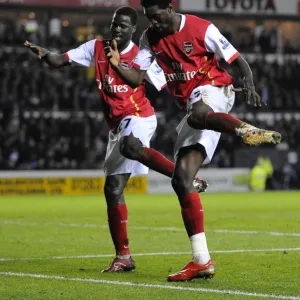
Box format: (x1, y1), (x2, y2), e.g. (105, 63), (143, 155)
(148, 168), (250, 194)
(180, 0), (299, 15)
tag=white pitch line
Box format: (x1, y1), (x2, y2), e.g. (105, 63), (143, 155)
(3, 220), (108, 229)
(3, 219), (300, 237)
(0, 272), (299, 300)
(1, 248), (300, 262)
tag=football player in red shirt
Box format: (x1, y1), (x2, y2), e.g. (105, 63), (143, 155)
(105, 0), (282, 281)
(24, 6), (207, 273)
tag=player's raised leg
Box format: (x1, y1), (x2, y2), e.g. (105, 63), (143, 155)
(119, 133), (208, 193)
(168, 145), (215, 282)
(120, 133), (174, 177)
(187, 98), (281, 146)
(102, 174), (136, 272)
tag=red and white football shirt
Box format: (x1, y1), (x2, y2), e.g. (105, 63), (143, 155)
(134, 14), (240, 111)
(66, 40), (166, 132)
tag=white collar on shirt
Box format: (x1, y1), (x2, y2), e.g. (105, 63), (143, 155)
(179, 14), (186, 32)
(120, 41), (134, 55)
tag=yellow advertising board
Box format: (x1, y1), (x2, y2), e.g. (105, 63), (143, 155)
(0, 176), (147, 195)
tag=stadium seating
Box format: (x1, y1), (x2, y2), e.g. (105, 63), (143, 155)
(0, 21), (299, 189)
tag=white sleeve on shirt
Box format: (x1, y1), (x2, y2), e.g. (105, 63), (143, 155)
(133, 31), (155, 71)
(66, 39), (96, 67)
(204, 24), (240, 64)
(144, 60), (167, 91)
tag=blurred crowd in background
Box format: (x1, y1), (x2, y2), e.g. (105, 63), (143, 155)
(0, 14), (299, 190)
(1, 15), (300, 54)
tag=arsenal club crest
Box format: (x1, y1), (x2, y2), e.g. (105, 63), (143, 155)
(183, 41), (194, 56)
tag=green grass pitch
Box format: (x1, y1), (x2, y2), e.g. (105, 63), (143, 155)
(0, 192), (300, 300)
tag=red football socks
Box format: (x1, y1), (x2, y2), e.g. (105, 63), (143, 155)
(139, 148), (174, 178)
(205, 112), (243, 134)
(107, 204), (130, 256)
(179, 192), (204, 237)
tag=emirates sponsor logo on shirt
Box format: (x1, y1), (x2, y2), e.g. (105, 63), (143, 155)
(183, 41), (194, 56)
(165, 70), (198, 82)
(96, 77), (129, 93)
(165, 62), (198, 82)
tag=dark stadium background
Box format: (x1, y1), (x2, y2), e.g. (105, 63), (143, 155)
(0, 0), (299, 190)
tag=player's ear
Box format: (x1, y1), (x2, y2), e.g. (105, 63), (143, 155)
(132, 25), (137, 34)
(167, 3), (173, 14)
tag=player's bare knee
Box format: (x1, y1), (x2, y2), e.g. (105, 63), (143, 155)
(171, 172), (194, 195)
(187, 112), (206, 130)
(104, 177), (125, 204)
(119, 135), (143, 160)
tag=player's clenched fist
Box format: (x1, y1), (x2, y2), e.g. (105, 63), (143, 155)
(24, 41), (50, 59)
(105, 40), (120, 68)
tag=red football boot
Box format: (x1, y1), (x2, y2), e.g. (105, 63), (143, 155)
(167, 259), (215, 281)
(102, 257), (136, 273)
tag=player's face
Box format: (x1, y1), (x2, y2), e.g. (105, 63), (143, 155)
(110, 14), (135, 45)
(144, 5), (173, 36)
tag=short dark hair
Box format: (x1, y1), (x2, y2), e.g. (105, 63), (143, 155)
(114, 6), (138, 26)
(140, 0), (172, 9)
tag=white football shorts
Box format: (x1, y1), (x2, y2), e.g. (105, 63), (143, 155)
(104, 115), (157, 177)
(174, 84), (235, 164)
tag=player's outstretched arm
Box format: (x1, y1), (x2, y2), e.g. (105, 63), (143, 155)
(24, 41), (70, 68)
(232, 55), (266, 107)
(105, 40), (146, 88)
(204, 24), (266, 107)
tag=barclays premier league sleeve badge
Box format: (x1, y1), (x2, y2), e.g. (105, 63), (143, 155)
(219, 37), (231, 50)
